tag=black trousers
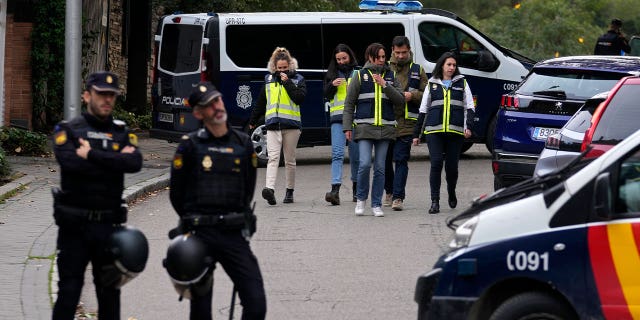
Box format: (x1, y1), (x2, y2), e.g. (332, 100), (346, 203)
(426, 133), (464, 200)
(52, 223), (121, 320)
(384, 139), (395, 194)
(190, 228), (266, 320)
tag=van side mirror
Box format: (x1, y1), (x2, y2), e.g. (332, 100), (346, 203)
(476, 49), (497, 72)
(594, 172), (611, 219)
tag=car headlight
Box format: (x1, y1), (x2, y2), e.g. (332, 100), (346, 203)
(448, 216), (478, 250)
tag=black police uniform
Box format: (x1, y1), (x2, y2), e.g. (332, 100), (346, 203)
(170, 84), (266, 320)
(594, 30), (631, 55)
(51, 112), (142, 319)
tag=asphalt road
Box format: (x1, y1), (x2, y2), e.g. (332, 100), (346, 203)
(85, 144), (494, 320)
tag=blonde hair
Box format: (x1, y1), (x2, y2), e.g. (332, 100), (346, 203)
(267, 46), (299, 73)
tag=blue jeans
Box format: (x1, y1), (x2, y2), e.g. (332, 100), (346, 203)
(356, 139), (390, 207)
(330, 123), (359, 185)
(392, 135), (413, 200)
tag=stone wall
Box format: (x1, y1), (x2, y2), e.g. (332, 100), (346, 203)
(108, 0), (127, 95)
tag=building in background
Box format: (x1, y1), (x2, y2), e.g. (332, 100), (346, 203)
(0, 0), (154, 129)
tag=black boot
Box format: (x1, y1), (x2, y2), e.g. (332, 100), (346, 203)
(448, 192), (457, 209)
(352, 181), (357, 202)
(283, 188), (294, 203)
(429, 199), (440, 214)
(325, 184), (341, 205)
(262, 188), (276, 205)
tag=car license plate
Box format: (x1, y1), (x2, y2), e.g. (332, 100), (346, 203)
(533, 127), (560, 140)
(158, 112), (174, 123)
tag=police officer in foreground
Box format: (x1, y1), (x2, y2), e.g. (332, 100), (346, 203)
(52, 71), (147, 319)
(594, 18), (631, 55)
(167, 82), (266, 320)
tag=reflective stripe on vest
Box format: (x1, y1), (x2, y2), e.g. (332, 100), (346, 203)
(404, 63), (422, 120)
(329, 71), (351, 123)
(424, 79), (466, 136)
(265, 81), (301, 127)
(354, 69), (396, 126)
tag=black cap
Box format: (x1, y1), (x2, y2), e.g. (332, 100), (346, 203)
(611, 18), (623, 27)
(188, 82), (222, 107)
(85, 71), (120, 93)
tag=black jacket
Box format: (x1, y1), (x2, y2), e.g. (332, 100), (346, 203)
(169, 126), (257, 216)
(594, 30), (631, 55)
(53, 113), (142, 210)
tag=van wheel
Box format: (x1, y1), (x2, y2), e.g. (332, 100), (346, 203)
(250, 125), (269, 167)
(489, 292), (576, 320)
(485, 115), (497, 154)
(461, 142), (473, 154)
(249, 124), (285, 168)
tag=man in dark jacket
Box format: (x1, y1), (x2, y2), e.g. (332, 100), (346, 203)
(52, 71), (143, 320)
(594, 18), (631, 55)
(387, 36), (428, 211)
(170, 81), (266, 320)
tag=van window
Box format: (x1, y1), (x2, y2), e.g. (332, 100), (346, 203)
(418, 22), (486, 69)
(226, 23), (404, 71)
(159, 24), (203, 73)
(226, 24), (323, 69)
(321, 23), (405, 68)
(592, 85), (640, 145)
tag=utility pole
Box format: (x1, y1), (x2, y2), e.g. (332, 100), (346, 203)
(64, 0), (81, 120)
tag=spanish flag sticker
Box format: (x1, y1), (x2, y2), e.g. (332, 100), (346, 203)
(173, 154), (183, 169)
(128, 133), (138, 146)
(54, 130), (67, 145)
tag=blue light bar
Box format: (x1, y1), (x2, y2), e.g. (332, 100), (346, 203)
(359, 0), (423, 12)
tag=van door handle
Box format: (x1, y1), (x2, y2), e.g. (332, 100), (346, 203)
(237, 75), (251, 81)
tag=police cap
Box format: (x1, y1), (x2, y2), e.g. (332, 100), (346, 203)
(86, 71), (121, 94)
(188, 81), (221, 107)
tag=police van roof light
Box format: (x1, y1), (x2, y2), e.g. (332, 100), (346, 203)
(359, 0), (423, 12)
(172, 17), (181, 23)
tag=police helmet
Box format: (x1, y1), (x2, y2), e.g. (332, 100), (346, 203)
(100, 225), (150, 288)
(163, 233), (214, 300)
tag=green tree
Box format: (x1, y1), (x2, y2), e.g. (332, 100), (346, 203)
(475, 0), (600, 61)
(31, 0), (66, 132)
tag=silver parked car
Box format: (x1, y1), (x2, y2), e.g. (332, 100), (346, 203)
(533, 91), (608, 176)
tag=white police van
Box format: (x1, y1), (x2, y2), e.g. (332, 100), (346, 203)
(150, 0), (535, 161)
(415, 129), (640, 319)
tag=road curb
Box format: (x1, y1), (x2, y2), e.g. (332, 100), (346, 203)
(123, 172), (171, 204)
(0, 174), (35, 200)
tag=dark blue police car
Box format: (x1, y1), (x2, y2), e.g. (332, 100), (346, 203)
(492, 56), (640, 190)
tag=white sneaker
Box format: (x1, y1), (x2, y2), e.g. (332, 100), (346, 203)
(355, 200), (366, 216)
(372, 206), (384, 217)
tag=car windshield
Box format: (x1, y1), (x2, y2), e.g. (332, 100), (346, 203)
(518, 69), (624, 100)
